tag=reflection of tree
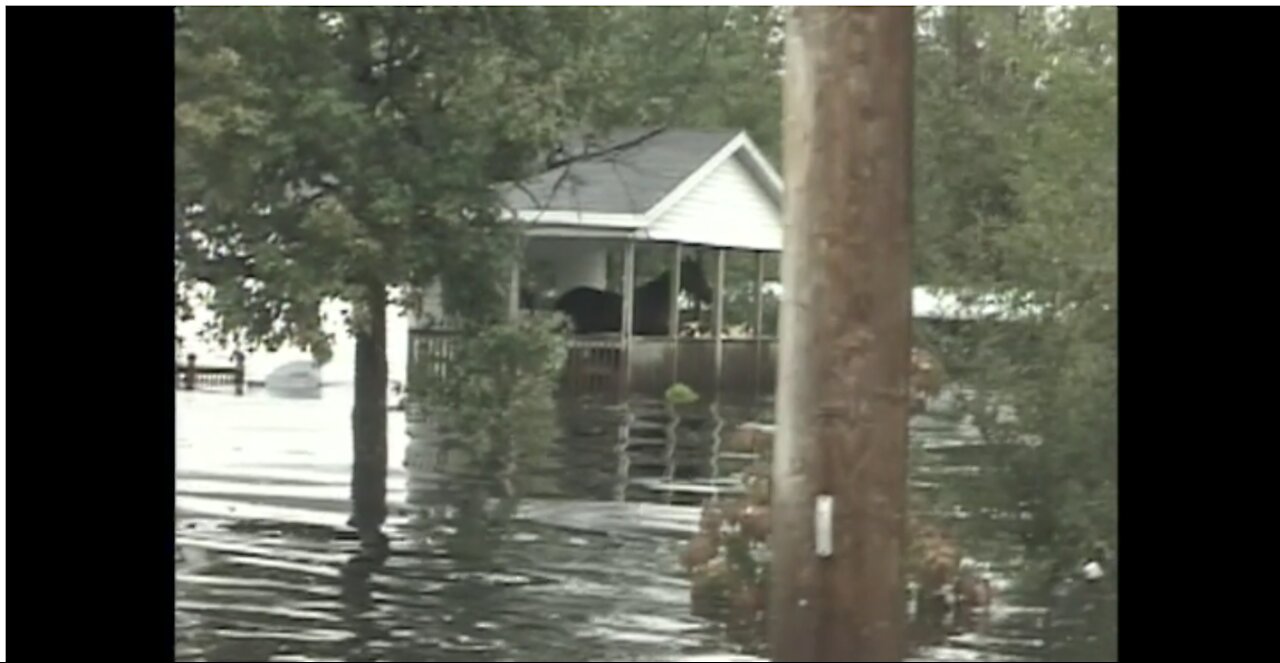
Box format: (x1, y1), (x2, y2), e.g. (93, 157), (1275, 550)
(405, 416), (531, 565)
(661, 403), (680, 504)
(337, 547), (392, 660)
(707, 400), (724, 485)
(1046, 574), (1117, 662)
(613, 404), (633, 502)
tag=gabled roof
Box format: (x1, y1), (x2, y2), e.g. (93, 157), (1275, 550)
(502, 128), (743, 215)
(499, 128), (785, 251)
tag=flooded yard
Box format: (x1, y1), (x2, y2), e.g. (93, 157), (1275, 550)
(176, 388), (752, 662)
(176, 386), (1111, 661)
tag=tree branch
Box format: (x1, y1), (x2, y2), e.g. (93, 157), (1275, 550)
(544, 126), (668, 170)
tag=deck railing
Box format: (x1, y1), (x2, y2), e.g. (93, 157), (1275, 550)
(408, 328), (776, 398)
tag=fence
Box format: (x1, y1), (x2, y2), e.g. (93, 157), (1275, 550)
(175, 353), (246, 395)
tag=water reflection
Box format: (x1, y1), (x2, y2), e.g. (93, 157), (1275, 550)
(176, 387), (1110, 662)
(178, 389), (762, 661)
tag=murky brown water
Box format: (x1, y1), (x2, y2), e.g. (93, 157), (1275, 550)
(176, 386), (1112, 661)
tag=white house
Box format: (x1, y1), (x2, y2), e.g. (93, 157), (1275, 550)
(410, 127), (787, 397)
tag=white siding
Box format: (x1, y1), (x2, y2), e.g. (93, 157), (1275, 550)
(643, 153), (782, 251)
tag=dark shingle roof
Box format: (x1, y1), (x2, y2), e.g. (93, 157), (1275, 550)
(501, 128), (740, 215)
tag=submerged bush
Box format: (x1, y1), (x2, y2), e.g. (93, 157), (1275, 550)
(664, 382), (701, 406)
(413, 311), (569, 475)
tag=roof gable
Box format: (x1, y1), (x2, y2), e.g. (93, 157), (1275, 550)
(501, 128), (739, 215)
(503, 127), (785, 252)
(642, 150), (782, 251)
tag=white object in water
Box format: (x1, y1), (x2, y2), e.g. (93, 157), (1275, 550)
(1082, 560), (1105, 581)
(264, 360), (322, 394)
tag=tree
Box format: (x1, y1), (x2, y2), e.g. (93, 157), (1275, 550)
(175, 7), (778, 542)
(622, 4), (1119, 600)
(912, 6), (1117, 591)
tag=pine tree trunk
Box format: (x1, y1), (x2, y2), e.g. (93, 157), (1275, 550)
(350, 281), (389, 545)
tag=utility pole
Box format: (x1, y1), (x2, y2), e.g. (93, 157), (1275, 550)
(770, 7), (915, 662)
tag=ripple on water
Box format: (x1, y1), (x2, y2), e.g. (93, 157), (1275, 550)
(178, 390), (1074, 662)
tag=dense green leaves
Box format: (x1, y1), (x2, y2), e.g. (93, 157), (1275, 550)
(418, 313), (568, 476)
(911, 6), (1117, 584)
(177, 8), (571, 350)
(173, 7), (786, 533)
(670, 6), (1116, 585)
(176, 6), (784, 349)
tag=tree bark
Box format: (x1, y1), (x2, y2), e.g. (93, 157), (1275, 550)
(771, 7), (914, 662)
(350, 281), (389, 545)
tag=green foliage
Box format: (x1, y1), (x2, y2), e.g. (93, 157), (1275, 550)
(559, 6), (785, 156)
(176, 7), (595, 350)
(176, 6), (787, 349)
(416, 312), (569, 474)
(664, 382), (701, 406)
(667, 6), (1116, 592)
(632, 14), (1117, 581)
(174, 7), (798, 536)
(911, 6), (1117, 587)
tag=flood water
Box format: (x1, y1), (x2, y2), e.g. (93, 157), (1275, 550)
(175, 386), (1113, 662)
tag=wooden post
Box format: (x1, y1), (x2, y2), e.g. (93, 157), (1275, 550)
(507, 260), (521, 321)
(184, 353), (197, 390)
(233, 351), (246, 396)
(620, 240), (636, 395)
(712, 249), (726, 393)
(753, 251), (767, 397)
(669, 242), (683, 383)
(771, 7), (914, 662)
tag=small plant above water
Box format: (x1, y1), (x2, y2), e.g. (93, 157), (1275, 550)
(665, 382), (701, 406)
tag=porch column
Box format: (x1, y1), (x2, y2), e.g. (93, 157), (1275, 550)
(713, 248), (726, 391)
(507, 261), (521, 321)
(669, 242), (683, 383)
(621, 239), (637, 393)
(754, 251), (766, 396)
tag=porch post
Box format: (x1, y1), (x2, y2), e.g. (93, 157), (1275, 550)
(669, 242), (683, 384)
(507, 260), (521, 322)
(754, 250), (767, 396)
(621, 239), (637, 394)
(713, 248), (726, 392)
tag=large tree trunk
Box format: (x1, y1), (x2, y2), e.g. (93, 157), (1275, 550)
(350, 282), (389, 545)
(771, 7), (914, 661)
